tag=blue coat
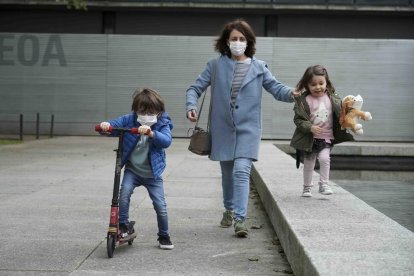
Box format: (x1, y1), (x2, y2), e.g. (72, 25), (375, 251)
(186, 55), (294, 161)
(106, 112), (173, 177)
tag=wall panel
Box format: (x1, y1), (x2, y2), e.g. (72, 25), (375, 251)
(1, 33), (413, 141)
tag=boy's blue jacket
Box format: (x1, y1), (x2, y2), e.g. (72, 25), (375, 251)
(105, 112), (173, 177)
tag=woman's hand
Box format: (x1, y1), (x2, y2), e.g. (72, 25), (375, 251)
(187, 109), (198, 122)
(291, 89), (301, 98)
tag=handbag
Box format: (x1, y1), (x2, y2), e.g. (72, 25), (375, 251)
(188, 58), (217, 156)
(188, 127), (211, 155)
(188, 91), (211, 155)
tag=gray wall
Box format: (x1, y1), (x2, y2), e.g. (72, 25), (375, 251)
(1, 33), (413, 141)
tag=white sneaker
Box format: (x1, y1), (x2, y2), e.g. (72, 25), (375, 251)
(302, 186), (312, 197)
(319, 184), (333, 195)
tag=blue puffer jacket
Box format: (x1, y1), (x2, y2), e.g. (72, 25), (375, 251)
(105, 112), (173, 177)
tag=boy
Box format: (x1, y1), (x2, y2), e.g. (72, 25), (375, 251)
(99, 88), (174, 249)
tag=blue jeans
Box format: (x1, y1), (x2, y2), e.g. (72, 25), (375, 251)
(119, 169), (169, 237)
(220, 158), (253, 221)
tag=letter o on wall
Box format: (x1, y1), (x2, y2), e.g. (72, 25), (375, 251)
(18, 35), (39, 66)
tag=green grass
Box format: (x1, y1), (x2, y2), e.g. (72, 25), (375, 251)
(0, 139), (22, 145)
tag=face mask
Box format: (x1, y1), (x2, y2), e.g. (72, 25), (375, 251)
(137, 114), (157, 126)
(229, 41), (247, 57)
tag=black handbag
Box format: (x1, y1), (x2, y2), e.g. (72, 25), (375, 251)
(188, 58), (217, 156)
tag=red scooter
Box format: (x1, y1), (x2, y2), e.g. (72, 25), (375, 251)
(95, 125), (148, 258)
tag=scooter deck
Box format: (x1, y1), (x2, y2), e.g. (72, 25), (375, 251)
(119, 232), (137, 244)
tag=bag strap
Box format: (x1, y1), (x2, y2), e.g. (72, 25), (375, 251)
(195, 57), (217, 131)
(195, 89), (207, 129)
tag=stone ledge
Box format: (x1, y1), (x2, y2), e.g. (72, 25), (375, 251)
(273, 140), (414, 157)
(251, 141), (414, 276)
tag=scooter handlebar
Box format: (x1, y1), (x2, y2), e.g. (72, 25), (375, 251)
(95, 125), (112, 132)
(94, 125), (144, 135)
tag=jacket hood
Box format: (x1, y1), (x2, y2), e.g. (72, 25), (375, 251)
(158, 112), (173, 130)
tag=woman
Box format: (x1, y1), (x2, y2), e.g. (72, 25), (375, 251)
(186, 19), (299, 237)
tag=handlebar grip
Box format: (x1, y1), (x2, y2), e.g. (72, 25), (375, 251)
(95, 125), (142, 134)
(95, 124), (113, 132)
(130, 128), (150, 135)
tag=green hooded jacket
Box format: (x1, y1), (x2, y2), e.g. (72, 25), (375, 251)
(289, 90), (354, 153)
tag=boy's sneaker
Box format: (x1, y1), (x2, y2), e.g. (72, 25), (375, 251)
(319, 184), (333, 195)
(302, 186), (312, 197)
(220, 210), (234, 228)
(158, 235), (174, 250)
(119, 221), (135, 238)
(234, 220), (248, 237)
(119, 223), (129, 238)
(127, 221), (136, 234)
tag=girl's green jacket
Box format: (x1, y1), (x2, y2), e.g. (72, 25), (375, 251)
(290, 90), (354, 153)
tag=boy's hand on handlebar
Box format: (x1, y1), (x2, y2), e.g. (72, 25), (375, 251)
(187, 109), (198, 122)
(100, 122), (111, 132)
(138, 125), (153, 137)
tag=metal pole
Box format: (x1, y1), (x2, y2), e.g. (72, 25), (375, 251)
(19, 114), (23, 141)
(50, 114), (54, 138)
(36, 112), (40, 139)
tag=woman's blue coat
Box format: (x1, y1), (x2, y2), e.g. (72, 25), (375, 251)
(105, 112), (173, 177)
(186, 55), (294, 161)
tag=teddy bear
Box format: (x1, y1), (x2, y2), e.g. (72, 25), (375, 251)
(339, 94), (372, 135)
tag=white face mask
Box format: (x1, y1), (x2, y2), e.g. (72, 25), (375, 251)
(137, 114), (157, 126)
(229, 41), (247, 57)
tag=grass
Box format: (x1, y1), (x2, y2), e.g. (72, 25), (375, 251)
(0, 139), (22, 145)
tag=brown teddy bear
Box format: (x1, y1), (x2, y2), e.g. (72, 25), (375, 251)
(339, 94), (372, 135)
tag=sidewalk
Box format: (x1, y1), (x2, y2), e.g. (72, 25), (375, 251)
(1, 136), (413, 275)
(0, 136), (291, 275)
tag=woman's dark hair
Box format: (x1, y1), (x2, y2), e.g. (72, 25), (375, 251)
(296, 65), (335, 94)
(131, 88), (165, 114)
(215, 19), (256, 58)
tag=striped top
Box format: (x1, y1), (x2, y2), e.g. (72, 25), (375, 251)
(231, 58), (252, 107)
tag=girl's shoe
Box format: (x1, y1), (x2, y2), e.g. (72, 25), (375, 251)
(319, 184), (333, 195)
(302, 186), (312, 197)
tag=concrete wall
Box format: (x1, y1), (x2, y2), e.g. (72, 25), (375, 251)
(1, 33), (413, 141)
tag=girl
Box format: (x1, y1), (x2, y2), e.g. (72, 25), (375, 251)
(290, 65), (353, 197)
(99, 88), (174, 249)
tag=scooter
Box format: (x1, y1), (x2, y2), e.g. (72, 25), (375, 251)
(95, 124), (148, 258)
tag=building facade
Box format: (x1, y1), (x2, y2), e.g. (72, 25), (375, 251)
(1, 1), (413, 141)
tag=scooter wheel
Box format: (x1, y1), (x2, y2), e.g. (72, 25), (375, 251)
(107, 234), (116, 258)
(128, 239), (134, 245)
